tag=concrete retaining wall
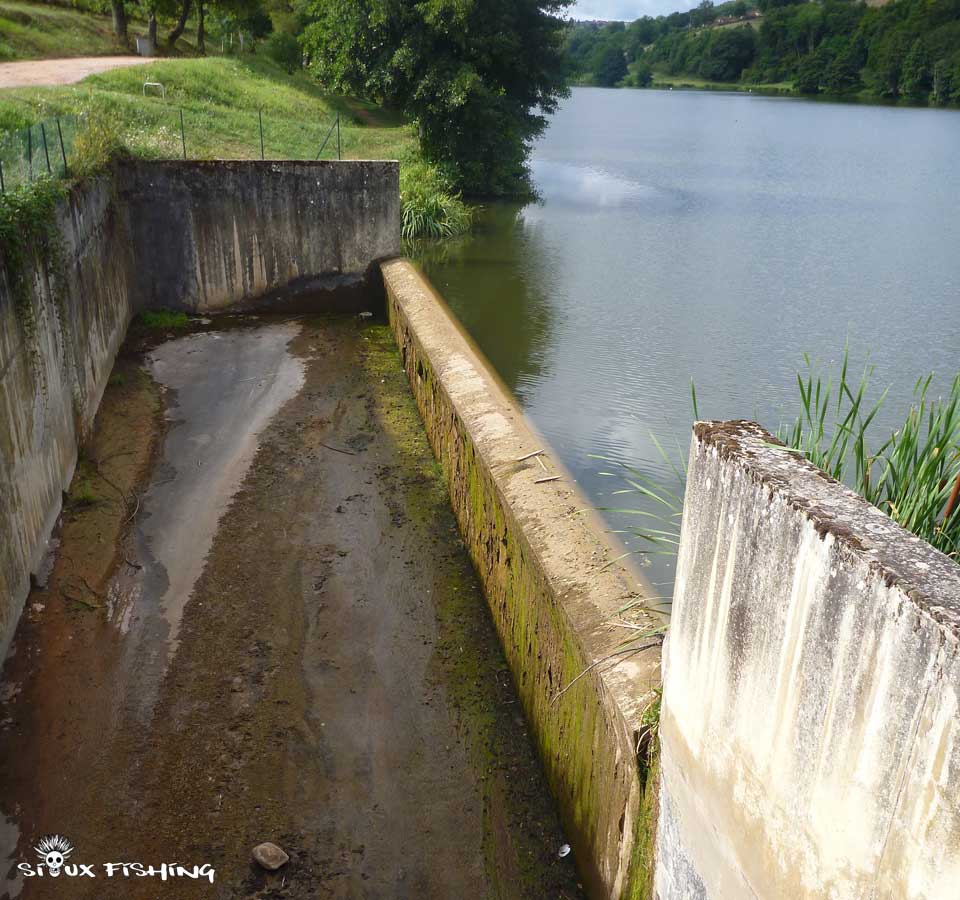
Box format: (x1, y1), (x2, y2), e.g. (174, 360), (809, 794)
(0, 160), (399, 661)
(656, 421), (960, 899)
(0, 176), (134, 659)
(381, 259), (662, 900)
(120, 160), (399, 312)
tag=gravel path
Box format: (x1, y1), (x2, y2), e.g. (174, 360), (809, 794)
(0, 55), (151, 88)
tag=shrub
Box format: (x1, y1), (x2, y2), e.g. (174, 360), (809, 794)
(400, 162), (472, 241)
(265, 32), (301, 73)
(72, 112), (127, 175)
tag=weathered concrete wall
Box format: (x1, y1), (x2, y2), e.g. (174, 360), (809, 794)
(0, 161), (399, 661)
(121, 160), (399, 312)
(381, 259), (662, 900)
(657, 421), (960, 899)
(0, 175), (134, 661)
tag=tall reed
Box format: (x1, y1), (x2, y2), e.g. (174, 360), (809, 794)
(601, 349), (960, 571)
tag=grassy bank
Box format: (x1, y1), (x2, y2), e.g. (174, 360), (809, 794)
(0, 0), (128, 60)
(0, 56), (415, 159)
(0, 55), (470, 238)
(649, 71), (794, 94)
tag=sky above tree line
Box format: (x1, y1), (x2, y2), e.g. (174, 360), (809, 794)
(571, 0), (682, 20)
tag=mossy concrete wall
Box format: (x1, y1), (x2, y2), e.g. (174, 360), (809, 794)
(381, 259), (662, 900)
(0, 161), (399, 662)
(657, 421), (960, 898)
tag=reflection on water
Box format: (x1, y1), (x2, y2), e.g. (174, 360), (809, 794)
(530, 160), (663, 209)
(415, 204), (558, 398)
(417, 87), (960, 592)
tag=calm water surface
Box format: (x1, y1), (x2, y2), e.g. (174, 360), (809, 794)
(417, 87), (960, 591)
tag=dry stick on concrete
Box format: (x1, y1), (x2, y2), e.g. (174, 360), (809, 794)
(534, 475), (561, 484)
(516, 448), (545, 462)
(550, 642), (659, 704)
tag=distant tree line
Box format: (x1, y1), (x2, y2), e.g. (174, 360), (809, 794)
(564, 0), (960, 105)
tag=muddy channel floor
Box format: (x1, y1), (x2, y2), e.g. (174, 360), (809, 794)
(0, 314), (584, 900)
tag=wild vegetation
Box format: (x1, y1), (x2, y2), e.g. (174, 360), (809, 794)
(565, 0), (960, 105)
(608, 352), (960, 570)
(0, 49), (467, 237)
(0, 0), (574, 235)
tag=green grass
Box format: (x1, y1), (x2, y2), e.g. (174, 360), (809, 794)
(140, 308), (189, 329)
(650, 71), (794, 94)
(0, 56), (418, 163)
(0, 1), (468, 240)
(0, 56), (427, 203)
(0, 1), (128, 61)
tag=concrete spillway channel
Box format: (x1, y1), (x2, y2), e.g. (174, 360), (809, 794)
(0, 163), (660, 899)
(0, 313), (585, 898)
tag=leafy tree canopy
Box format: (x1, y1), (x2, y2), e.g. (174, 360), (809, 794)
(300, 0), (572, 196)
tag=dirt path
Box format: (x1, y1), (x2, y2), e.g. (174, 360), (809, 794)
(0, 315), (583, 900)
(0, 56), (151, 88)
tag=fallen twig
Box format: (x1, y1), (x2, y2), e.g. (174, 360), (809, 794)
(534, 475), (561, 484)
(321, 442), (356, 456)
(123, 493), (142, 525)
(551, 643), (659, 704)
(516, 448), (545, 462)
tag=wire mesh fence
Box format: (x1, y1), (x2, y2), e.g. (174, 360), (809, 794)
(0, 108), (343, 193)
(0, 115), (82, 190)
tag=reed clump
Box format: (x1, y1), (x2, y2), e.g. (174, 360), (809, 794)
(779, 353), (960, 558)
(601, 349), (960, 565)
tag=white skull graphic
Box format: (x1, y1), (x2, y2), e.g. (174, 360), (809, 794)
(34, 834), (73, 877)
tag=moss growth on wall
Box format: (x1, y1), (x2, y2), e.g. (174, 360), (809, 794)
(0, 175), (67, 345)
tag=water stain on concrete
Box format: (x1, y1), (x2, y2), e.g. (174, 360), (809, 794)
(0, 314), (583, 899)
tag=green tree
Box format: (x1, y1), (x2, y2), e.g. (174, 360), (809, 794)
(901, 38), (932, 100)
(595, 44), (628, 86)
(691, 0), (717, 27)
(631, 58), (654, 86)
(301, 0), (571, 196)
(698, 27), (756, 81)
(794, 49), (826, 93)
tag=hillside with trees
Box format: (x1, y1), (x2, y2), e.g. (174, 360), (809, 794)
(564, 0), (960, 105)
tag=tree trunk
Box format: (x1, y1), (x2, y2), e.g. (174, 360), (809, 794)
(167, 0), (192, 48)
(111, 0), (127, 40)
(148, 12), (158, 46)
(196, 0), (205, 53)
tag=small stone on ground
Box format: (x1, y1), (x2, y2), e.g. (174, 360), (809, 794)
(252, 842), (289, 870)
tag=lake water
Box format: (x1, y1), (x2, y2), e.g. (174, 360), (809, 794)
(416, 87), (960, 593)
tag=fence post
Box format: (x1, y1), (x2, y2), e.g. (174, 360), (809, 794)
(259, 109), (264, 160)
(180, 108), (187, 160)
(40, 122), (52, 175)
(56, 118), (68, 176)
(337, 112), (341, 160)
(27, 126), (33, 181)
